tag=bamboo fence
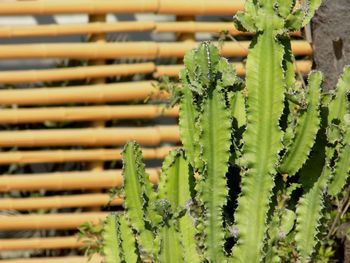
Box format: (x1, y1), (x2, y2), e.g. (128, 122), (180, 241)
(0, 212), (109, 231)
(0, 41), (312, 59)
(0, 61), (311, 84)
(0, 21), (302, 39)
(0, 194), (123, 211)
(0, 81), (162, 105)
(0, 236), (84, 251)
(0, 126), (179, 147)
(0, 63), (156, 84)
(0, 105), (179, 124)
(0, 169), (159, 192)
(0, 0), (245, 15)
(0, 146), (175, 164)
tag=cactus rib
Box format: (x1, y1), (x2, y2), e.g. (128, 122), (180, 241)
(279, 71), (323, 176)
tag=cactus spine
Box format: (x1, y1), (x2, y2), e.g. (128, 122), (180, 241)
(101, 1), (350, 262)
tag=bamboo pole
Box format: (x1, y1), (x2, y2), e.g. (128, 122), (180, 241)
(0, 168), (159, 192)
(0, 0), (244, 15)
(0, 212), (109, 231)
(0, 236), (84, 251)
(0, 146), (175, 164)
(0, 126), (179, 147)
(0, 256), (102, 263)
(0, 63), (156, 84)
(0, 194), (123, 211)
(0, 105), (179, 124)
(0, 22), (302, 39)
(0, 22), (155, 38)
(0, 60), (311, 84)
(156, 60), (312, 77)
(0, 41), (312, 59)
(0, 81), (163, 106)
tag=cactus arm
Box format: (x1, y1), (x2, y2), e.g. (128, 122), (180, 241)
(234, 1), (258, 32)
(118, 214), (138, 263)
(158, 150), (190, 212)
(157, 150), (200, 262)
(159, 223), (183, 263)
(327, 67), (350, 196)
(199, 88), (231, 261)
(122, 141), (155, 258)
(102, 214), (121, 263)
(279, 71), (323, 176)
(301, 0), (322, 27)
(232, 4), (285, 261)
(327, 66), (350, 125)
(328, 129), (350, 196)
(295, 167), (329, 262)
(178, 214), (200, 263)
(178, 86), (201, 170)
(277, 0), (295, 18)
(229, 90), (247, 131)
(280, 34), (296, 90)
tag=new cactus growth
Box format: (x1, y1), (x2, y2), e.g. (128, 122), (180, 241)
(101, 0), (350, 262)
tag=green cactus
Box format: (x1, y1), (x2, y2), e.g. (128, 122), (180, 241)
(101, 0), (350, 262)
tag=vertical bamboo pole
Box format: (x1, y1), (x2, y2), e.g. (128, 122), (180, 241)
(88, 12), (107, 211)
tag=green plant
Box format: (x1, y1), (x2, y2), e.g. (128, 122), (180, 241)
(101, 0), (350, 262)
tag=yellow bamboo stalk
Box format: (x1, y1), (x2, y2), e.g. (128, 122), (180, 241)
(0, 168), (159, 192)
(0, 126), (179, 147)
(0, 236), (84, 251)
(0, 194), (123, 211)
(0, 21), (301, 39)
(0, 146), (175, 164)
(0, 41), (312, 59)
(0, 63), (156, 84)
(0, 256), (102, 263)
(0, 212), (109, 231)
(0, 60), (311, 84)
(0, 0), (244, 15)
(0, 81), (163, 106)
(156, 21), (250, 34)
(0, 22), (155, 38)
(155, 60), (312, 77)
(156, 22), (302, 36)
(0, 0), (159, 15)
(0, 105), (179, 124)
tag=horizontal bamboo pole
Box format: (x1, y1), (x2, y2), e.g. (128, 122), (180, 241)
(0, 21), (301, 39)
(0, 193), (122, 211)
(0, 105), (179, 124)
(0, 60), (311, 84)
(0, 126), (179, 147)
(0, 81), (162, 106)
(0, 212), (109, 231)
(0, 41), (312, 60)
(0, 22), (155, 38)
(0, 0), (244, 15)
(0, 146), (175, 164)
(0, 168), (159, 192)
(0, 256), (102, 263)
(0, 236), (84, 251)
(155, 22), (302, 36)
(0, 63), (156, 84)
(156, 60), (312, 77)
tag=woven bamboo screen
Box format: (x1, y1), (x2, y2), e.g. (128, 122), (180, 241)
(0, 0), (313, 262)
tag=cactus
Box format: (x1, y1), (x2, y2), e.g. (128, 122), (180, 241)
(101, 0), (350, 262)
